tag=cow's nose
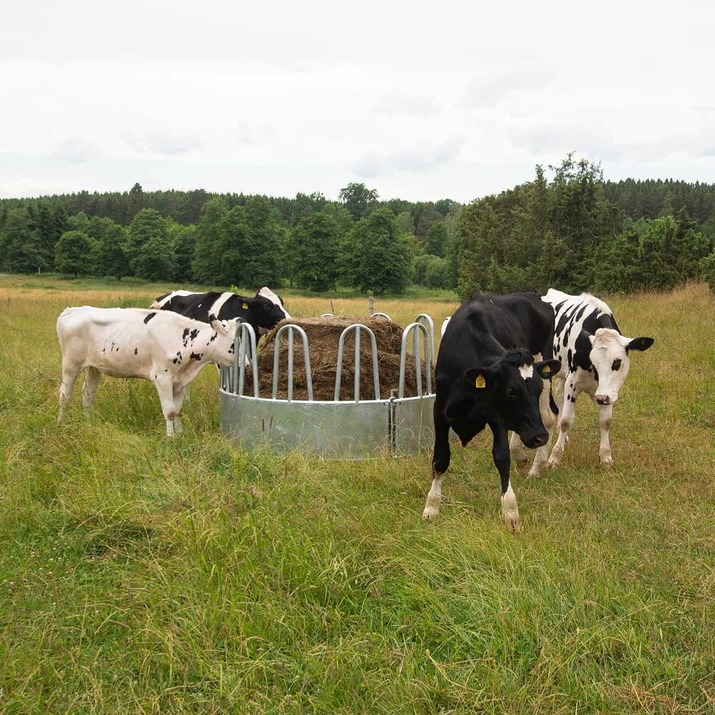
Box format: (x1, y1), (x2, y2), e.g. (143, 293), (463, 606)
(595, 394), (610, 405)
(533, 433), (548, 448)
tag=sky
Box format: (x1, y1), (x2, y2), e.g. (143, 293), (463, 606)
(2, 0), (714, 204)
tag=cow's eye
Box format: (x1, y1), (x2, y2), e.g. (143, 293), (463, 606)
(611, 359), (622, 371)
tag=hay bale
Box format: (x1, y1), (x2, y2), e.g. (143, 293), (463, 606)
(246, 316), (433, 401)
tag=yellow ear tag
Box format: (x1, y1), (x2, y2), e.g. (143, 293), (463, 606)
(542, 365), (551, 374)
(242, 302), (248, 309)
(475, 374), (486, 389)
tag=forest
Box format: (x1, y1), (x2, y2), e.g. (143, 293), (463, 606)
(1, 155), (715, 296)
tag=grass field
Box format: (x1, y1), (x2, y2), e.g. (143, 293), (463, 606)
(0, 275), (714, 714)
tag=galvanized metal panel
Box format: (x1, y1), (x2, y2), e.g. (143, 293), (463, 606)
(220, 391), (391, 459)
(392, 395), (435, 455)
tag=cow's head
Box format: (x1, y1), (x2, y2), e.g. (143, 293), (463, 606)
(209, 317), (241, 365)
(584, 328), (654, 405)
(256, 287), (291, 318)
(248, 295), (289, 334)
(460, 349), (560, 448)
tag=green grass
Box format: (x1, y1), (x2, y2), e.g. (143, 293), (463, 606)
(1, 275), (714, 713)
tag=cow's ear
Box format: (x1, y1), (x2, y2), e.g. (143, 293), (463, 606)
(464, 367), (495, 392)
(627, 336), (654, 352)
(534, 359), (561, 379)
(210, 316), (227, 334)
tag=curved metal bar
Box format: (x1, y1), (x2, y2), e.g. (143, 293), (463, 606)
(271, 324), (313, 402)
(236, 322), (259, 397)
(414, 313), (436, 364)
(370, 312), (391, 320)
(335, 324), (380, 402)
(398, 322), (433, 399)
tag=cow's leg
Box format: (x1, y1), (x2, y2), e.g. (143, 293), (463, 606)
(423, 404), (451, 520)
(529, 378), (559, 478)
(81, 367), (102, 414)
(58, 364), (80, 422)
(548, 379), (577, 468)
(172, 384), (189, 435)
(598, 403), (615, 467)
(492, 424), (520, 533)
(509, 432), (528, 469)
(153, 375), (178, 437)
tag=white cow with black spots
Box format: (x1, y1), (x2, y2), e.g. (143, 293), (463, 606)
(57, 306), (240, 436)
(542, 289), (654, 468)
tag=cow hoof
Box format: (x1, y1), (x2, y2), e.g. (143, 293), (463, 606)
(547, 449), (563, 469)
(422, 506), (439, 520)
(504, 511), (521, 534)
(600, 457), (614, 469)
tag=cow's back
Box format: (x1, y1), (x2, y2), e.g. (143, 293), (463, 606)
(165, 292), (224, 322)
(440, 293), (544, 367)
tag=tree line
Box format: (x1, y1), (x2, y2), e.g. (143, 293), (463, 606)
(2, 157), (715, 295)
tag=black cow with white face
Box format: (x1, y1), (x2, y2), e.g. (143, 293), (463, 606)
(542, 289), (654, 469)
(151, 286), (290, 340)
(423, 292), (560, 533)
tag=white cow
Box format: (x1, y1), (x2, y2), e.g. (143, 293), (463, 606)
(57, 306), (239, 436)
(542, 289), (654, 468)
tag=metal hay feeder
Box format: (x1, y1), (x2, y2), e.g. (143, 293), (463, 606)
(219, 314), (437, 459)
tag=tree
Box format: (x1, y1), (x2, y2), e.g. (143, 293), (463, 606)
(414, 203), (441, 239)
(338, 182), (379, 222)
(288, 211), (341, 291)
(700, 250), (715, 293)
(413, 254), (450, 289)
(126, 208), (175, 280)
(345, 208), (413, 294)
(171, 223), (197, 282)
(127, 182), (145, 222)
(35, 200), (67, 268)
(55, 230), (94, 277)
(424, 220), (448, 257)
(292, 192), (327, 222)
(192, 196), (286, 288)
(0, 208), (47, 273)
(192, 198), (229, 285)
(239, 195), (285, 288)
(89, 217), (129, 279)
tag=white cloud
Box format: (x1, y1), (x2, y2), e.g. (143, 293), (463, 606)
(373, 92), (440, 118)
(120, 132), (203, 156)
(354, 135), (466, 178)
(51, 137), (102, 163)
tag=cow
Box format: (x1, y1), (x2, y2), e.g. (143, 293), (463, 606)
(422, 292), (561, 533)
(56, 306), (240, 436)
(151, 286), (290, 340)
(542, 289), (654, 469)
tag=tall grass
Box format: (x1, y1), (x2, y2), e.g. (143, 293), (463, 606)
(0, 276), (713, 713)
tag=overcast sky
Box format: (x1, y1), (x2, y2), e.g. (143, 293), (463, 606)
(2, 0), (714, 204)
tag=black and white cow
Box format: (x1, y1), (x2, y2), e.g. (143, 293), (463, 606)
(151, 286), (290, 340)
(423, 292), (560, 533)
(57, 306), (239, 436)
(542, 289), (654, 468)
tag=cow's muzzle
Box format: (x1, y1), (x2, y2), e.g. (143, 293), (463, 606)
(595, 394), (611, 405)
(522, 432), (549, 449)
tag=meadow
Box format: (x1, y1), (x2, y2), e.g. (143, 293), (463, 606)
(0, 274), (713, 714)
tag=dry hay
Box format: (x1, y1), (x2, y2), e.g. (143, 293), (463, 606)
(246, 315), (434, 401)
